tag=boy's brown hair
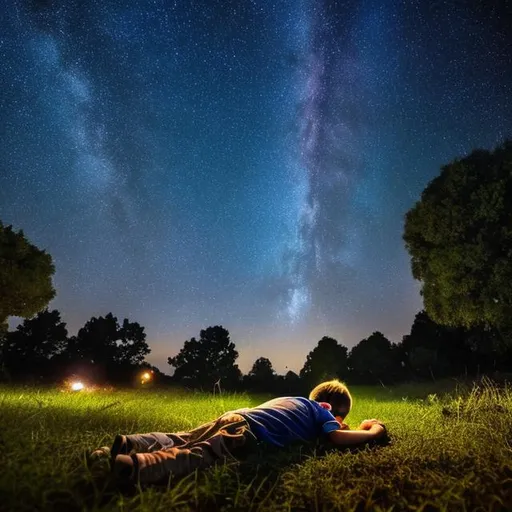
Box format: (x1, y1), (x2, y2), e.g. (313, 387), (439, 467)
(309, 379), (352, 419)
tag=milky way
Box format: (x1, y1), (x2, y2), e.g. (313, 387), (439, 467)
(284, 1), (365, 324)
(1, 0), (511, 373)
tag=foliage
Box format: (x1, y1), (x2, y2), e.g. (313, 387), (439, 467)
(348, 331), (402, 384)
(0, 381), (511, 511)
(284, 369), (300, 383)
(403, 141), (512, 340)
(281, 370), (303, 394)
(0, 309), (68, 382)
(401, 310), (472, 379)
(398, 310), (512, 381)
(66, 313), (151, 382)
(0, 222), (56, 328)
(168, 325), (242, 390)
(299, 336), (349, 386)
(244, 357), (277, 392)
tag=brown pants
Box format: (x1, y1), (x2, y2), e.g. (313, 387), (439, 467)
(129, 412), (258, 484)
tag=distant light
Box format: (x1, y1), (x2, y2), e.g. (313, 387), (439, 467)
(140, 371), (153, 385)
(71, 381), (84, 391)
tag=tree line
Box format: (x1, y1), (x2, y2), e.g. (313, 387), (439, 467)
(167, 318), (512, 392)
(1, 140), (511, 388)
(1, 310), (510, 390)
(0, 310), (152, 384)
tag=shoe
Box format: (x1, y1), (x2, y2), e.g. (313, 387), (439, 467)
(113, 454), (137, 482)
(88, 446), (111, 473)
(89, 446), (111, 460)
(111, 434), (133, 461)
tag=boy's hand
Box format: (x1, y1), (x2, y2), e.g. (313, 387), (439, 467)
(328, 421), (390, 447)
(359, 419), (383, 431)
(369, 423), (387, 439)
(335, 416), (350, 430)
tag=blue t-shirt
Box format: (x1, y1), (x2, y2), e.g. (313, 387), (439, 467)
(235, 397), (340, 447)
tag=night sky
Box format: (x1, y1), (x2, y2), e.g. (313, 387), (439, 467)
(1, 0), (511, 374)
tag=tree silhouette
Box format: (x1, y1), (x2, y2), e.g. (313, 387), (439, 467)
(168, 326), (241, 390)
(1, 309), (67, 382)
(349, 332), (399, 384)
(299, 336), (349, 386)
(403, 141), (512, 343)
(67, 313), (118, 365)
(116, 318), (151, 366)
(0, 222), (55, 331)
(245, 357), (276, 392)
(401, 311), (467, 379)
(282, 370), (302, 394)
(400, 310), (509, 379)
(66, 313), (150, 383)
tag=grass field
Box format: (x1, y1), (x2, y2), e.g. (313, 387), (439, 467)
(0, 379), (511, 511)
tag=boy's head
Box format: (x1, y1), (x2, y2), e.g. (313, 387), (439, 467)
(309, 379), (352, 420)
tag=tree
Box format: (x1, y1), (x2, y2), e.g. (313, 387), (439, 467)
(281, 370), (302, 394)
(403, 141), (512, 341)
(348, 332), (399, 384)
(464, 325), (510, 375)
(299, 336), (349, 386)
(0, 222), (56, 330)
(168, 326), (241, 390)
(399, 310), (512, 380)
(245, 357), (276, 392)
(116, 318), (151, 366)
(65, 313), (150, 382)
(67, 313), (118, 363)
(400, 310), (471, 379)
(1, 309), (67, 382)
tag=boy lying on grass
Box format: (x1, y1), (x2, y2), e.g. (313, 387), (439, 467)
(91, 379), (389, 485)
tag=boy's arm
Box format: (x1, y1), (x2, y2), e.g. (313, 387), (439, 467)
(327, 423), (386, 447)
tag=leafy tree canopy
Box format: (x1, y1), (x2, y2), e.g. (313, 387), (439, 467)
(349, 331), (397, 384)
(245, 357), (276, 392)
(401, 311), (470, 378)
(1, 309), (67, 381)
(280, 369), (302, 395)
(0, 222), (55, 328)
(284, 370), (300, 381)
(299, 336), (348, 385)
(401, 310), (449, 353)
(403, 141), (512, 336)
(168, 325), (241, 390)
(248, 357), (276, 380)
(402, 310), (512, 377)
(67, 313), (150, 367)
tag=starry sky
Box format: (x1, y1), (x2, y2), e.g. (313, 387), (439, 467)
(1, 0), (511, 375)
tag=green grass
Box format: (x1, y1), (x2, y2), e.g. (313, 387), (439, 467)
(0, 380), (511, 511)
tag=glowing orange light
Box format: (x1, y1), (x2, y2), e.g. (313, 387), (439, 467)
(140, 371), (153, 384)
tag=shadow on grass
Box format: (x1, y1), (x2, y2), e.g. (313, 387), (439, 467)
(40, 459), (138, 512)
(58, 437), (394, 512)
